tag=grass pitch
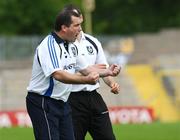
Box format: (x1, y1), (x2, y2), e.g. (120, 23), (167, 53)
(0, 122), (180, 140)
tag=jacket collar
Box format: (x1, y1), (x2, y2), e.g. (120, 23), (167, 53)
(51, 31), (66, 44)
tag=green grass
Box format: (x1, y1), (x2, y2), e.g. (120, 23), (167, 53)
(0, 122), (180, 140)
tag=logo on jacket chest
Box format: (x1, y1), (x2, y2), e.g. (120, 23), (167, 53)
(86, 46), (94, 55)
(71, 46), (78, 57)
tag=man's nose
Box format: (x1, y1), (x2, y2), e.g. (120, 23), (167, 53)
(78, 26), (82, 32)
(80, 26), (82, 31)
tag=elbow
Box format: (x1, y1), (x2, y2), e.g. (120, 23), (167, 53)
(52, 71), (61, 81)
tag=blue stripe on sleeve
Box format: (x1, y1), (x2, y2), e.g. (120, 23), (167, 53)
(48, 36), (56, 68)
(48, 35), (60, 68)
(52, 38), (59, 68)
(49, 36), (58, 68)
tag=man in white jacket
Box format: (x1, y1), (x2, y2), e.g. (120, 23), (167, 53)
(64, 4), (120, 140)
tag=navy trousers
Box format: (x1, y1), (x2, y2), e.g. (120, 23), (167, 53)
(26, 92), (75, 140)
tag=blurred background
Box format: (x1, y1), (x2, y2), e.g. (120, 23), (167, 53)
(0, 0), (180, 138)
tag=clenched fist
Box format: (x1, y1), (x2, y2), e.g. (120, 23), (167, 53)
(110, 82), (120, 94)
(108, 64), (121, 77)
(86, 72), (99, 85)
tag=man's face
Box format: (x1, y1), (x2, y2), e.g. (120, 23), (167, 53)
(65, 15), (83, 42)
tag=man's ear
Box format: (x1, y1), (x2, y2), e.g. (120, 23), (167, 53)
(61, 25), (67, 32)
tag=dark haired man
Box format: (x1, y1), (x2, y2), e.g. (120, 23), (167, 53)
(26, 9), (100, 140)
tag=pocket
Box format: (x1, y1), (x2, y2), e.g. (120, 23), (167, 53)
(92, 93), (108, 115)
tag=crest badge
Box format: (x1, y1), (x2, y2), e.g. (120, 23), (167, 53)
(86, 46), (94, 54)
(71, 46), (77, 57)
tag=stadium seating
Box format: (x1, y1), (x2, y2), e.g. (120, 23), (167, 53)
(126, 64), (180, 122)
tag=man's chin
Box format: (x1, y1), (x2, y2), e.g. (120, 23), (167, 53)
(70, 38), (76, 43)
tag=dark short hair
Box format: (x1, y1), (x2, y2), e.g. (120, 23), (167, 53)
(63, 4), (82, 15)
(54, 8), (81, 31)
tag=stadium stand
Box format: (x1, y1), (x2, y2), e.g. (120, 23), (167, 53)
(0, 29), (180, 123)
(99, 69), (142, 106)
(126, 64), (180, 122)
(153, 54), (180, 110)
(0, 68), (31, 110)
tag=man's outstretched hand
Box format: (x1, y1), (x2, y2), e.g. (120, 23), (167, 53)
(108, 64), (121, 77)
(86, 64), (121, 77)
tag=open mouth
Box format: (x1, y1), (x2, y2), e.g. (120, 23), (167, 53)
(75, 33), (79, 37)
